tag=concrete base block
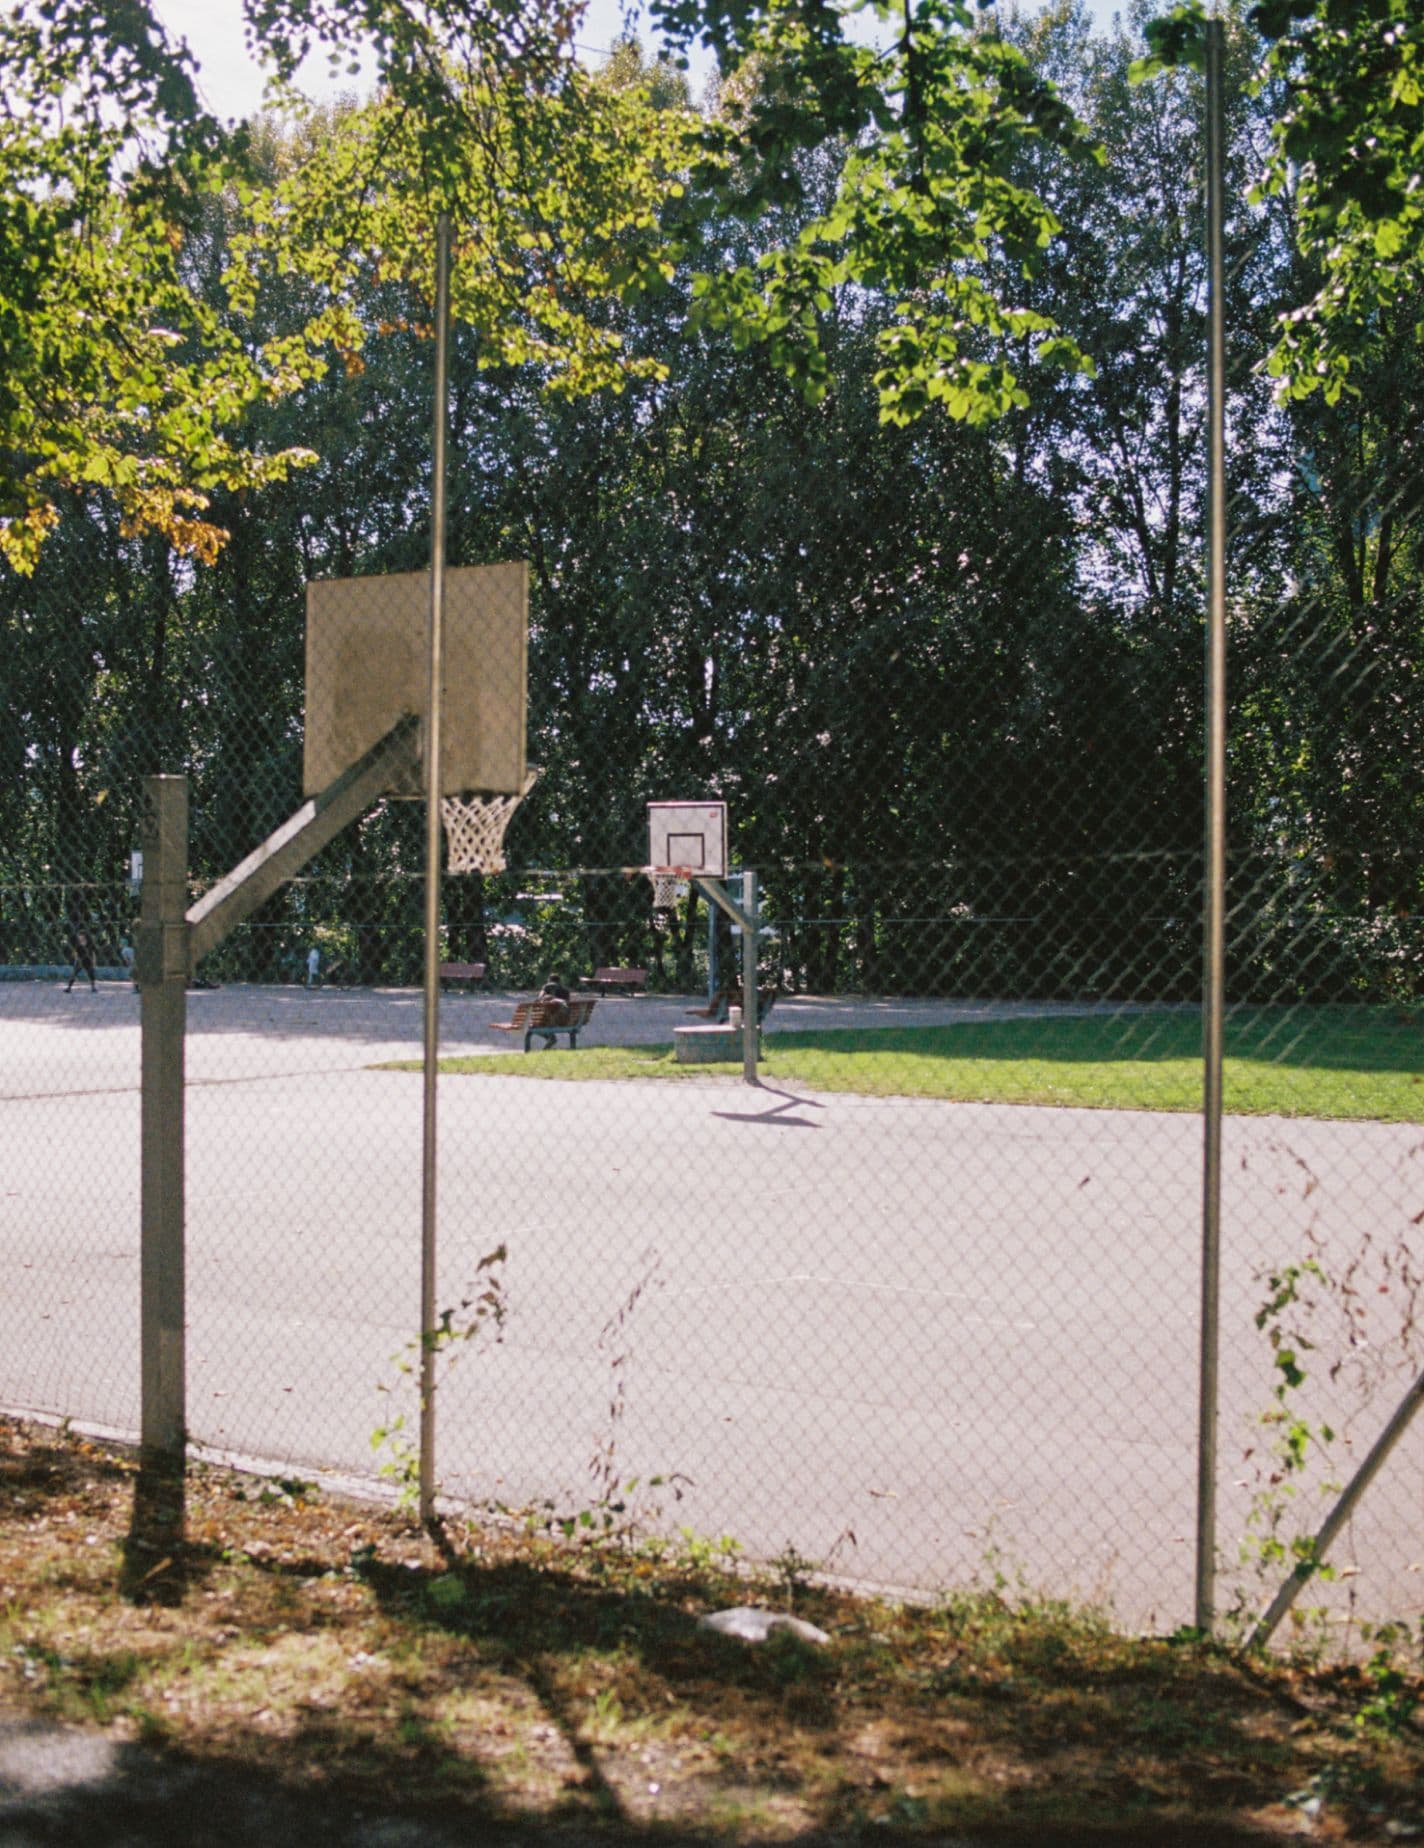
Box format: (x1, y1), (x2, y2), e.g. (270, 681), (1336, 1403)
(674, 1025), (759, 1065)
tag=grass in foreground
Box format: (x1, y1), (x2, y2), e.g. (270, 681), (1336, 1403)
(3, 1417), (1421, 1844)
(410, 1006), (1424, 1122)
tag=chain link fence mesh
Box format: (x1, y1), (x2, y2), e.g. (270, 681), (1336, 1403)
(2, 20), (1421, 1652)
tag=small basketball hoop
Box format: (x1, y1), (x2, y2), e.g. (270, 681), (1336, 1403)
(649, 870), (691, 910)
(441, 769), (539, 874)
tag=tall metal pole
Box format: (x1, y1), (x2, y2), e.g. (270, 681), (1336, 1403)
(419, 213), (452, 1524)
(707, 891), (719, 1005)
(1196, 14), (1229, 1633)
(138, 776), (189, 1478)
(741, 869), (759, 1084)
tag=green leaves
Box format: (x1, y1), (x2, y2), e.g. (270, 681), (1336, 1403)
(0, 3), (317, 570)
(675, 0), (1098, 428)
(1138, 0), (1424, 403)
(1247, 0), (1321, 38)
(1133, 3), (1208, 81)
(0, 3), (703, 570)
(234, 45), (698, 404)
(873, 296), (1074, 426)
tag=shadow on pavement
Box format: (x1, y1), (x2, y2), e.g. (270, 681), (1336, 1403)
(711, 1086), (825, 1128)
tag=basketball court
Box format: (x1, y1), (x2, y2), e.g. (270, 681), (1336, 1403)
(5, 552), (1419, 1640)
(3, 975), (1421, 1635)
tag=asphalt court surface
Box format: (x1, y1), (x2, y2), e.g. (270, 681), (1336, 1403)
(4, 979), (1421, 1633)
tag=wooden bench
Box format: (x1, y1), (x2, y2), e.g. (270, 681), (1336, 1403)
(439, 960), (487, 991)
(686, 983), (781, 1025)
(584, 966), (646, 995)
(490, 997), (597, 1051)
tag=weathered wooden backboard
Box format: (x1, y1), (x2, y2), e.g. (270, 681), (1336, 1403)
(304, 561), (527, 798)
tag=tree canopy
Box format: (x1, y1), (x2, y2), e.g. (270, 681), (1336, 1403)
(0, 3), (317, 570)
(6, 0), (1421, 576)
(659, 0), (1103, 421)
(0, 0), (694, 570)
(1, 0), (1113, 573)
(1, 0), (1418, 1005)
(1142, 0), (1424, 401)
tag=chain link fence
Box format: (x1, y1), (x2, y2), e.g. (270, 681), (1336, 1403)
(2, 22), (1421, 1653)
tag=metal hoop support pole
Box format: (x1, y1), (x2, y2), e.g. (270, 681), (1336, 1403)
(741, 869), (759, 1085)
(419, 212), (452, 1524)
(693, 873), (762, 1086)
(1197, 14), (1229, 1634)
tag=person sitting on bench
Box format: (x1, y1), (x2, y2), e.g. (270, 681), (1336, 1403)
(535, 974), (571, 1048)
(686, 982), (735, 1022)
(687, 976), (780, 1024)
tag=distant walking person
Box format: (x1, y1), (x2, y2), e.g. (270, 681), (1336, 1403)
(65, 927), (97, 993)
(306, 945), (321, 988)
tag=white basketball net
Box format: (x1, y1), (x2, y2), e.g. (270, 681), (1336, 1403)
(441, 769), (539, 875)
(650, 872), (691, 910)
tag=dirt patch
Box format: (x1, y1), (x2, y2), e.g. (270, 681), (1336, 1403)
(2, 1416), (1421, 1844)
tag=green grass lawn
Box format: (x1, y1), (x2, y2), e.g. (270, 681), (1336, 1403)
(411, 1005), (1424, 1122)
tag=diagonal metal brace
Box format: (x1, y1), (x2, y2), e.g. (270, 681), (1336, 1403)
(1246, 1363), (1424, 1651)
(187, 714), (419, 969)
(693, 875), (754, 936)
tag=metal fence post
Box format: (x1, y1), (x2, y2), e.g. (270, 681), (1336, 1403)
(420, 211), (452, 1525)
(1196, 13), (1229, 1634)
(138, 774), (189, 1471)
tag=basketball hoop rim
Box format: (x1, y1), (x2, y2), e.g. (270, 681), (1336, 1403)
(441, 767), (539, 875)
(648, 865), (694, 910)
